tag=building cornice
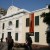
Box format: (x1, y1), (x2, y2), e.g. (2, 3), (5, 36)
(0, 11), (26, 20)
(32, 7), (48, 13)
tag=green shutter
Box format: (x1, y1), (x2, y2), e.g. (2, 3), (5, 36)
(35, 32), (39, 42)
(26, 32), (30, 40)
(16, 20), (19, 28)
(26, 18), (29, 27)
(15, 33), (18, 41)
(35, 16), (39, 25)
(2, 23), (5, 29)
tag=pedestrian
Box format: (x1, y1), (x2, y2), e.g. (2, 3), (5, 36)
(6, 38), (8, 43)
(26, 34), (32, 50)
(0, 38), (3, 50)
(2, 37), (8, 50)
(8, 36), (14, 50)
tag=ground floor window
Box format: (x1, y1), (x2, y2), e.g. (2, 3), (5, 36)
(26, 32), (29, 39)
(46, 31), (50, 43)
(35, 32), (39, 42)
(2, 33), (4, 39)
(15, 33), (18, 41)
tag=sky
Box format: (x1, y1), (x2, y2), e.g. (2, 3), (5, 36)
(0, 0), (50, 11)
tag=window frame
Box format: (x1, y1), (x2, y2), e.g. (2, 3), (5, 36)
(35, 16), (39, 25)
(2, 23), (5, 29)
(26, 18), (30, 27)
(16, 20), (19, 28)
(15, 33), (18, 41)
(35, 32), (39, 42)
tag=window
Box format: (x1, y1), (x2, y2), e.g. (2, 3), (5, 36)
(2, 33), (4, 39)
(2, 23), (5, 29)
(15, 33), (18, 41)
(26, 32), (29, 39)
(26, 32), (29, 37)
(35, 16), (39, 25)
(46, 31), (50, 43)
(35, 32), (39, 42)
(16, 20), (19, 28)
(26, 18), (29, 27)
(9, 21), (12, 26)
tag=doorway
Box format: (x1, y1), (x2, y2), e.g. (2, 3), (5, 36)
(8, 32), (11, 37)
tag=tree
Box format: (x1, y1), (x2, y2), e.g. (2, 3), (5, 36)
(41, 5), (50, 44)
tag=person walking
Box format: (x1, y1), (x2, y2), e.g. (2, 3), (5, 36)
(26, 34), (32, 50)
(0, 38), (4, 50)
(7, 36), (14, 50)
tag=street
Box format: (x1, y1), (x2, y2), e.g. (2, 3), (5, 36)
(0, 42), (50, 50)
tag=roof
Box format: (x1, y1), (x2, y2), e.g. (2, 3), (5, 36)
(0, 6), (30, 20)
(32, 5), (48, 13)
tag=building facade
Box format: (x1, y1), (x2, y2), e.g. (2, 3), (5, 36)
(0, 6), (49, 46)
(0, 7), (7, 38)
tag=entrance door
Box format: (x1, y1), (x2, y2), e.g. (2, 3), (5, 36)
(8, 32), (11, 37)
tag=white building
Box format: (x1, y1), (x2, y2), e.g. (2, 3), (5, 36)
(0, 8), (6, 39)
(0, 5), (50, 46)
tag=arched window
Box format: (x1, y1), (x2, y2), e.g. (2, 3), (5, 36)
(9, 21), (12, 26)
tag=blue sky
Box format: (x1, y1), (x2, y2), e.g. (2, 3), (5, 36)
(0, 0), (50, 11)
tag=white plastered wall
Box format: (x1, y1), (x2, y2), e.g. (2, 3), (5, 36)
(34, 8), (49, 45)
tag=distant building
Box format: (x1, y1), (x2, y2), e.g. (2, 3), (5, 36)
(0, 5), (49, 46)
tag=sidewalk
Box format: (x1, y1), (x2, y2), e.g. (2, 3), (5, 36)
(0, 42), (7, 50)
(0, 42), (50, 50)
(0, 42), (25, 50)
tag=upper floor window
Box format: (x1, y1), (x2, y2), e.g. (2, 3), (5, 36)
(16, 20), (19, 28)
(9, 21), (12, 26)
(2, 23), (5, 29)
(26, 18), (29, 27)
(35, 16), (39, 25)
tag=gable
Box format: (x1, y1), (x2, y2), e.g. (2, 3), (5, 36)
(6, 6), (20, 15)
